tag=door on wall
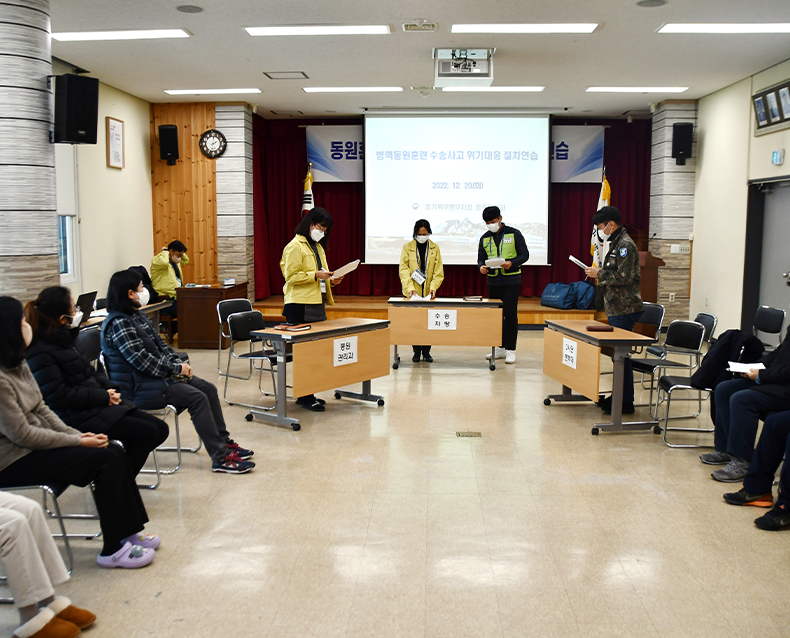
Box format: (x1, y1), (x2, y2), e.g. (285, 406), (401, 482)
(759, 182), (790, 345)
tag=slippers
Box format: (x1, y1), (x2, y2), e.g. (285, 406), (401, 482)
(48, 597), (96, 630)
(125, 532), (161, 549)
(13, 608), (79, 638)
(96, 541), (155, 569)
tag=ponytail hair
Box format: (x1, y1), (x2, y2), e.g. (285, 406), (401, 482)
(23, 286), (72, 341)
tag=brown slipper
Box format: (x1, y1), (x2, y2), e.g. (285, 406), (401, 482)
(13, 608), (80, 638)
(49, 597), (96, 630)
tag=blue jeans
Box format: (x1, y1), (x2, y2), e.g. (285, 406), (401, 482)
(713, 378), (790, 462)
(607, 311), (643, 404)
(744, 410), (790, 507)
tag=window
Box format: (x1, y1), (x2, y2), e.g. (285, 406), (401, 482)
(55, 144), (79, 286)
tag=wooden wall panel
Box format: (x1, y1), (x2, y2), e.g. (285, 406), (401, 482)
(150, 103), (217, 284)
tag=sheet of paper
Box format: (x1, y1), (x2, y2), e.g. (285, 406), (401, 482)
(409, 294), (431, 301)
(727, 361), (765, 373)
(485, 257), (506, 268)
(569, 255), (587, 269)
(332, 259), (361, 278)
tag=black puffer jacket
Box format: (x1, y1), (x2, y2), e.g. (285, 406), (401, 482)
(26, 327), (132, 433)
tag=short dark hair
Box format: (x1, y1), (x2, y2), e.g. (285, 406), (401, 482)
(592, 206), (622, 226)
(0, 296), (27, 369)
(24, 286), (72, 342)
(482, 206), (501, 222)
(295, 207), (333, 247)
(168, 240), (187, 252)
(413, 219), (432, 236)
(107, 270), (143, 315)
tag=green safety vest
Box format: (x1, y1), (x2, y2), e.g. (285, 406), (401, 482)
(483, 232), (520, 278)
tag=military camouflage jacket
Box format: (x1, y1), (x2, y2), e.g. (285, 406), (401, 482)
(597, 227), (644, 317)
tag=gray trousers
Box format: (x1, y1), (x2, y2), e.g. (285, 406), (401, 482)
(163, 376), (229, 462)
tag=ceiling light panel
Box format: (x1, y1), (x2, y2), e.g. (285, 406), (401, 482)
(246, 25), (390, 36)
(164, 88), (261, 95)
(586, 86), (688, 93)
(658, 23), (790, 34)
(451, 24), (598, 34)
(52, 29), (190, 41)
(303, 87), (403, 93)
(441, 86), (545, 92)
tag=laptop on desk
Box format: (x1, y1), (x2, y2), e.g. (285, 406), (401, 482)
(75, 291), (97, 321)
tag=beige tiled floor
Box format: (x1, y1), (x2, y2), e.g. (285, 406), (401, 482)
(2, 332), (790, 637)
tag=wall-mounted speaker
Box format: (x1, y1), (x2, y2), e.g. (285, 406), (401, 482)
(54, 74), (99, 144)
(158, 125), (179, 165)
(671, 122), (693, 165)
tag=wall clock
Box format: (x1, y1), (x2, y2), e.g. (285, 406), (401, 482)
(199, 129), (227, 158)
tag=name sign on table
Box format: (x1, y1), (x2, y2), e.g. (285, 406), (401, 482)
(333, 336), (358, 366)
(562, 337), (577, 369)
(428, 309), (457, 330)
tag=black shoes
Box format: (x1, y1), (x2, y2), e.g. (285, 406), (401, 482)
(754, 504), (790, 530)
(423, 354), (433, 363)
(412, 353), (421, 362)
(722, 488), (773, 508)
(296, 395), (325, 412)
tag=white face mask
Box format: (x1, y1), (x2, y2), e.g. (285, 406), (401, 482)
(171, 256), (182, 264)
(415, 235), (429, 244)
(21, 321), (33, 347)
(136, 287), (150, 307)
(64, 311), (83, 328)
(310, 228), (325, 242)
(486, 222), (501, 233)
(600, 223), (613, 240)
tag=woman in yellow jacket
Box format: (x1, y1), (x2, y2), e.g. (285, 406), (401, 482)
(280, 207), (344, 411)
(399, 219), (444, 363)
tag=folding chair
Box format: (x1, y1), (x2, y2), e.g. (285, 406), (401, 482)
(754, 305), (785, 351)
(694, 312), (718, 347)
(142, 405), (202, 475)
(216, 298), (257, 378)
(654, 374), (715, 448)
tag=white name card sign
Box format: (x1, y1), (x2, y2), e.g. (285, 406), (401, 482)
(428, 309), (457, 330)
(562, 337), (577, 370)
(333, 336), (358, 366)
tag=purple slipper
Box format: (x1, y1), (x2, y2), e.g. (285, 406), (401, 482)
(125, 532), (161, 549)
(96, 541), (155, 569)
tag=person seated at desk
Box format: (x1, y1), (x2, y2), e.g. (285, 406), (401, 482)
(0, 492), (96, 638)
(101, 270), (255, 475)
(150, 240), (188, 319)
(723, 409), (790, 530)
(399, 219), (444, 363)
(24, 286), (169, 477)
(584, 206), (644, 415)
(280, 207), (344, 412)
(702, 326), (790, 483)
(0, 296), (158, 571)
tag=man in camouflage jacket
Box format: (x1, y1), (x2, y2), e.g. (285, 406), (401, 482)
(585, 206), (644, 413)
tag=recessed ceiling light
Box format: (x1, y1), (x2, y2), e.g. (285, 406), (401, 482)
(586, 86), (688, 93)
(658, 23), (790, 34)
(451, 23), (598, 34)
(303, 87), (403, 93)
(176, 5), (203, 13)
(164, 88), (262, 95)
(263, 71), (309, 80)
(52, 29), (190, 41)
(441, 86), (545, 92)
(246, 25), (390, 36)
(636, 0), (666, 7)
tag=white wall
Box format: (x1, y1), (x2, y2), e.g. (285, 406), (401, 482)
(690, 78), (752, 331)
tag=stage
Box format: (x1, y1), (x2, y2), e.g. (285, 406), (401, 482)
(253, 296), (606, 326)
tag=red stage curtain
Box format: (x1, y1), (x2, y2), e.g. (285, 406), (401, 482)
(252, 116), (651, 300)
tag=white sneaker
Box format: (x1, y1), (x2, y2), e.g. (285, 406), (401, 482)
(505, 350), (516, 364)
(486, 347), (506, 360)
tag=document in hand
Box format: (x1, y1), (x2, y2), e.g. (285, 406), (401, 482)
(332, 259), (361, 278)
(485, 257), (506, 268)
(568, 255), (587, 269)
(727, 362), (765, 374)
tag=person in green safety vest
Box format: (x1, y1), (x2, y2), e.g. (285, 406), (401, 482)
(477, 206), (530, 364)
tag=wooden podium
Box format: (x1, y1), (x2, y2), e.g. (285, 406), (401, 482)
(176, 282), (248, 349)
(639, 251), (665, 304)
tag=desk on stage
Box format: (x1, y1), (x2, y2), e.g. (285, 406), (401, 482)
(543, 319), (659, 435)
(177, 281), (248, 349)
(249, 317), (390, 430)
(387, 297), (503, 369)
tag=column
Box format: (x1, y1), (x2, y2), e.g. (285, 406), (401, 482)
(0, 0), (60, 301)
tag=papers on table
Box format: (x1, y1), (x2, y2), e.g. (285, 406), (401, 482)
(569, 255), (587, 269)
(727, 361), (765, 373)
(485, 257), (506, 268)
(409, 294), (431, 301)
(332, 259), (360, 278)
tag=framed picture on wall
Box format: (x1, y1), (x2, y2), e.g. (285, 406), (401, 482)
(754, 96), (768, 128)
(106, 117), (124, 169)
(766, 92), (782, 123)
(779, 87), (790, 120)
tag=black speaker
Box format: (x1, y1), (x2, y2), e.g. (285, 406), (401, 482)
(671, 122), (693, 165)
(158, 125), (179, 165)
(54, 74), (99, 144)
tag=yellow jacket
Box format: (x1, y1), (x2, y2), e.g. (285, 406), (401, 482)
(280, 235), (336, 305)
(399, 239), (444, 297)
(150, 249), (189, 299)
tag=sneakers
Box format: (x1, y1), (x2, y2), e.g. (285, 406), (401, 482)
(226, 439), (254, 460)
(754, 504), (790, 530)
(700, 451), (732, 465)
(505, 350), (516, 364)
(96, 541), (155, 569)
(711, 458), (750, 482)
(212, 449), (255, 474)
(486, 347), (506, 361)
(723, 488), (774, 508)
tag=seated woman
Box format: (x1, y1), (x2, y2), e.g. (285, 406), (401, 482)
(1, 492), (95, 638)
(0, 296), (158, 570)
(25, 286), (169, 477)
(101, 270), (254, 474)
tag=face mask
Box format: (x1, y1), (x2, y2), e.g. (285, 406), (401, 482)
(171, 256), (182, 264)
(136, 288), (150, 307)
(486, 222), (500, 233)
(415, 235), (429, 244)
(21, 321), (33, 347)
(64, 311), (83, 328)
(310, 228), (325, 242)
(600, 223), (613, 240)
